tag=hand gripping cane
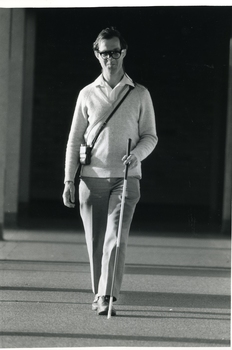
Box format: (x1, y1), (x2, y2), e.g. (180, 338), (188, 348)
(107, 138), (132, 319)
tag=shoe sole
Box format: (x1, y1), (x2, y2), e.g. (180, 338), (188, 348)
(97, 308), (116, 316)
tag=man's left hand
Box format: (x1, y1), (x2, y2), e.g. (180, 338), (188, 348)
(122, 153), (138, 169)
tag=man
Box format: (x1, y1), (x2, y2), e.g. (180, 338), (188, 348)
(63, 27), (158, 316)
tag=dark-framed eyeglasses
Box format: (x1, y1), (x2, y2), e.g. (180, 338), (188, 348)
(98, 50), (124, 59)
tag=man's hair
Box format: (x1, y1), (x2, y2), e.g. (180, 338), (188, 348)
(93, 27), (128, 52)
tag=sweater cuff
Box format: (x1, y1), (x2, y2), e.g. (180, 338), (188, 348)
(131, 150), (142, 162)
(64, 175), (75, 184)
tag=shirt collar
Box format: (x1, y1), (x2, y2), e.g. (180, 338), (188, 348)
(94, 73), (135, 88)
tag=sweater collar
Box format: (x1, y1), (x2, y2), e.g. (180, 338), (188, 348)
(94, 73), (135, 88)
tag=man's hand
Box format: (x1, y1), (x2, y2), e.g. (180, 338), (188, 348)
(122, 153), (138, 170)
(62, 181), (75, 208)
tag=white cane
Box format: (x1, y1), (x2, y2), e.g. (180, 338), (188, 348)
(107, 138), (132, 319)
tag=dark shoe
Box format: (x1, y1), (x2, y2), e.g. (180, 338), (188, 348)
(97, 296), (116, 316)
(92, 295), (99, 311)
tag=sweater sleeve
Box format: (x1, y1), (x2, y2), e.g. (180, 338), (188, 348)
(64, 90), (88, 183)
(131, 88), (158, 161)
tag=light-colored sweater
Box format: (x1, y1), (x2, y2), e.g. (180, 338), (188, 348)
(64, 75), (158, 182)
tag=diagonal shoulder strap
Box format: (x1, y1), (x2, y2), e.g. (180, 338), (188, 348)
(90, 85), (134, 148)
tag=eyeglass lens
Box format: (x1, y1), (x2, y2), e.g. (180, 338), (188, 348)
(99, 51), (121, 59)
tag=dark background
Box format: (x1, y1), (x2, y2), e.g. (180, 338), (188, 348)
(28, 6), (232, 233)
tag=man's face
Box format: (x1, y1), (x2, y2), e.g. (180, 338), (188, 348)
(95, 37), (126, 76)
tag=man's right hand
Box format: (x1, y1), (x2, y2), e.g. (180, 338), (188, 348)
(62, 181), (75, 208)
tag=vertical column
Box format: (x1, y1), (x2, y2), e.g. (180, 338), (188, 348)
(209, 47), (229, 228)
(0, 9), (11, 238)
(19, 9), (36, 214)
(222, 35), (232, 234)
(4, 9), (25, 225)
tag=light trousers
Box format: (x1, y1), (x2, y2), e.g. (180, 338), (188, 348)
(79, 177), (140, 300)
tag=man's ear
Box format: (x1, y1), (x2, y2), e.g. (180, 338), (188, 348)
(121, 49), (127, 58)
(94, 50), (99, 60)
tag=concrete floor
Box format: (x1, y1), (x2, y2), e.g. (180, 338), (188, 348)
(0, 220), (230, 348)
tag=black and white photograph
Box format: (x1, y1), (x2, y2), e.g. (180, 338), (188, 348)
(0, 2), (231, 348)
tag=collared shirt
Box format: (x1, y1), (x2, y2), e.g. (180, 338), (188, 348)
(94, 73), (135, 102)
